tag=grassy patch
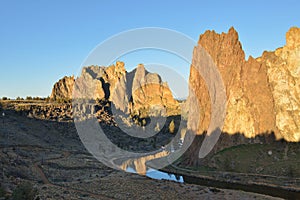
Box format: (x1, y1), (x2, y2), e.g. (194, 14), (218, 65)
(208, 143), (300, 177)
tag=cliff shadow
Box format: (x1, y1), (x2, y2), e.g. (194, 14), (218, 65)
(99, 77), (111, 99)
(99, 111), (184, 153)
(180, 129), (300, 178)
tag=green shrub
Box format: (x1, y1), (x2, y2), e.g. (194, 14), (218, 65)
(26, 96), (33, 100)
(11, 182), (38, 200)
(0, 185), (5, 197)
(287, 165), (295, 177)
(223, 157), (235, 172)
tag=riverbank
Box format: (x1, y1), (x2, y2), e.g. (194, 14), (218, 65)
(160, 165), (300, 199)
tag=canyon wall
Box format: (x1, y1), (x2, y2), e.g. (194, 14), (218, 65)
(188, 27), (300, 142)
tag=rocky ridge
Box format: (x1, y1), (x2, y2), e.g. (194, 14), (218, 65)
(52, 61), (180, 118)
(188, 27), (300, 142)
(113, 64), (180, 117)
(50, 76), (75, 101)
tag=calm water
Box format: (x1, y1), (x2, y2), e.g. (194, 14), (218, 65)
(126, 167), (300, 199)
(126, 167), (184, 183)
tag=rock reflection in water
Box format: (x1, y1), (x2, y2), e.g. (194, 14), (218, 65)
(126, 167), (184, 183)
(119, 151), (169, 175)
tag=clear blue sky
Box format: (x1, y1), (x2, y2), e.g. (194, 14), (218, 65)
(0, 0), (299, 98)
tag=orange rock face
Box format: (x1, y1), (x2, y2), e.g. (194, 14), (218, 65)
(50, 76), (75, 100)
(188, 27), (300, 142)
(130, 64), (180, 117)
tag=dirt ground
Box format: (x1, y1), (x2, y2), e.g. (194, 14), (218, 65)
(0, 102), (282, 199)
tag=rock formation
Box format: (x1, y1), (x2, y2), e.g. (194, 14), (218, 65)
(52, 61), (180, 117)
(50, 76), (75, 100)
(260, 27), (300, 142)
(73, 62), (126, 100)
(122, 64), (180, 117)
(188, 27), (300, 142)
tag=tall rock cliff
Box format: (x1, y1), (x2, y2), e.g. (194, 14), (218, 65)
(108, 63), (180, 117)
(50, 76), (75, 100)
(260, 27), (300, 142)
(129, 64), (179, 117)
(52, 62), (179, 117)
(73, 61), (126, 100)
(188, 27), (300, 142)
